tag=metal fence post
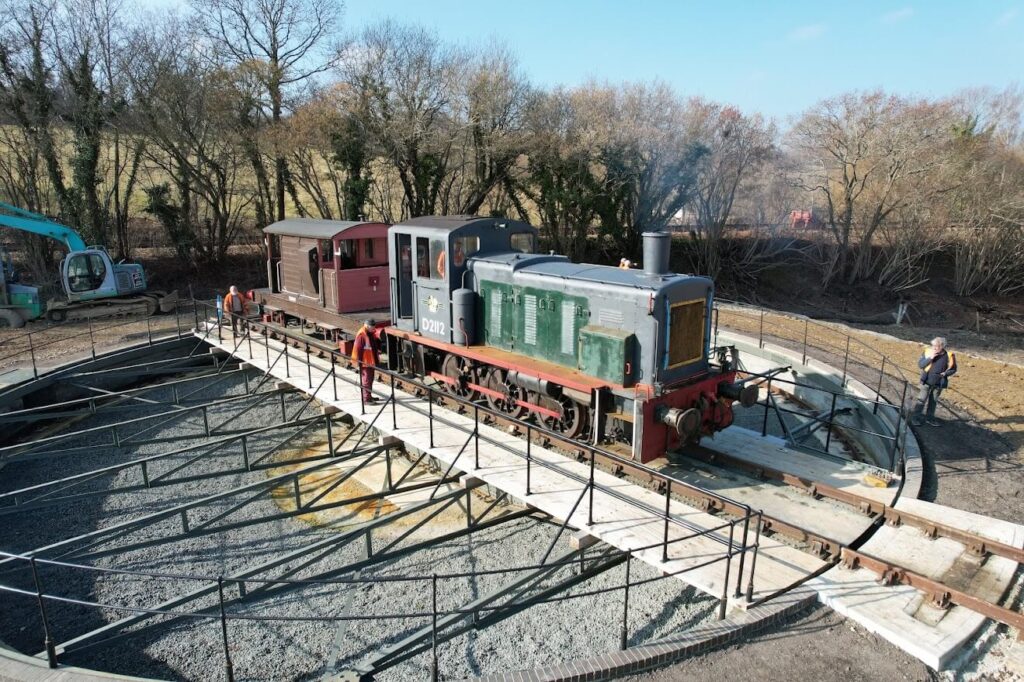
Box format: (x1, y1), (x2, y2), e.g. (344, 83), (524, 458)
(735, 512), (750, 598)
(431, 574), (439, 682)
(326, 414), (335, 457)
(473, 405), (480, 469)
(390, 375), (397, 429)
(620, 552), (631, 650)
(801, 319), (809, 365)
(719, 523), (735, 620)
(428, 388), (435, 448)
(841, 336), (851, 384)
(284, 343), (290, 377)
(28, 333), (38, 380)
(824, 392), (838, 454)
(331, 362), (338, 401)
(147, 315), (153, 346)
(760, 376), (772, 437)
(758, 310), (764, 348)
(175, 301), (182, 338)
(30, 557), (58, 668)
(662, 480), (672, 563)
(587, 451), (596, 526)
(746, 511), (762, 602)
(305, 346), (312, 388)
(526, 425), (532, 495)
(874, 356), (886, 415)
(217, 577), (235, 682)
(88, 317), (96, 360)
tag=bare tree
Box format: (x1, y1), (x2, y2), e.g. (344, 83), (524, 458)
(340, 20), (464, 219)
(788, 91), (950, 285)
(686, 99), (775, 278)
(446, 45), (532, 214)
(132, 18), (256, 264)
(191, 0), (341, 223)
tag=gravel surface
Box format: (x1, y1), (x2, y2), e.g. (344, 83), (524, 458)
(0, 360), (721, 681)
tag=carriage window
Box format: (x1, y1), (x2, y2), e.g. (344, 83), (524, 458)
(416, 238), (430, 278)
(338, 240), (355, 269)
(453, 236), (479, 267)
(364, 239), (374, 259)
(510, 232), (535, 253)
(430, 239), (446, 280)
(320, 240), (333, 265)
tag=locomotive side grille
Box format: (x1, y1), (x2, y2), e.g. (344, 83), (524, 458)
(489, 288), (503, 339)
(668, 299), (705, 368)
(560, 300), (576, 355)
(523, 294), (537, 345)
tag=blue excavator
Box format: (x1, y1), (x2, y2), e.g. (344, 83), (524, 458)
(0, 202), (177, 328)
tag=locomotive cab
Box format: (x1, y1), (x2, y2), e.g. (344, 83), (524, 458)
(388, 215), (540, 343)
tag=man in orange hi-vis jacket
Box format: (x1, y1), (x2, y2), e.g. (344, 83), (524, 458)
(912, 336), (957, 426)
(352, 319), (380, 403)
(222, 285), (251, 334)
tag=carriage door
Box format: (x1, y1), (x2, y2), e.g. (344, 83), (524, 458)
(413, 235), (449, 342)
(395, 233), (413, 320)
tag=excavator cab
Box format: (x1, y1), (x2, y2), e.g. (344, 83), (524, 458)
(61, 248), (147, 301)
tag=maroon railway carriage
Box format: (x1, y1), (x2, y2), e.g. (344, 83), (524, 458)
(257, 218), (391, 336)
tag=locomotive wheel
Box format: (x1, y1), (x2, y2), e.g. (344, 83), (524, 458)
(440, 354), (472, 398)
(540, 395), (588, 440)
(482, 369), (528, 419)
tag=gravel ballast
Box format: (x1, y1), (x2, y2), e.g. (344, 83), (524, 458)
(1, 358), (723, 680)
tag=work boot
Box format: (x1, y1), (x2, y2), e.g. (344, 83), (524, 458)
(926, 418), (942, 427)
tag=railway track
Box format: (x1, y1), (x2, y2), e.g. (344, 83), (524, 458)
(251, 319), (1024, 641)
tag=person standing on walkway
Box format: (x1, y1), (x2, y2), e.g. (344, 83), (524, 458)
(352, 319), (380, 403)
(222, 285), (250, 334)
(912, 336), (957, 426)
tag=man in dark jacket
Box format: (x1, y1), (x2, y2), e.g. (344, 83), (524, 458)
(912, 337), (957, 426)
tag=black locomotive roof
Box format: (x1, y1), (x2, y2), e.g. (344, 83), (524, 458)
(264, 218), (378, 239)
(395, 215), (537, 233)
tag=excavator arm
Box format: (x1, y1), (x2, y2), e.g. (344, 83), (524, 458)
(0, 202), (88, 252)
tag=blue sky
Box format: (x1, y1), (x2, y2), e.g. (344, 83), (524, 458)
(342, 1), (1023, 122)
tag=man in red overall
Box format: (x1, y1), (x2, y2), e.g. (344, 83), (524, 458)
(352, 319), (380, 403)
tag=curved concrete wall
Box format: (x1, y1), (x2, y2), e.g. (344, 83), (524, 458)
(719, 329), (923, 501)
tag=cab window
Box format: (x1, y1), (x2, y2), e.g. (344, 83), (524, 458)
(67, 253), (107, 293)
(430, 239), (446, 280)
(510, 232), (535, 253)
(338, 240), (355, 269)
(319, 240), (334, 266)
(453, 236), (479, 268)
(416, 238), (430, 277)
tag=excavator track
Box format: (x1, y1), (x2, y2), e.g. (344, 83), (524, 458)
(45, 290), (178, 322)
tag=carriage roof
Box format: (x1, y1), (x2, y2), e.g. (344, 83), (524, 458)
(263, 219), (385, 240)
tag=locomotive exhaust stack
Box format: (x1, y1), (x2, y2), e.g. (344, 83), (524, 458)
(642, 231), (671, 276)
